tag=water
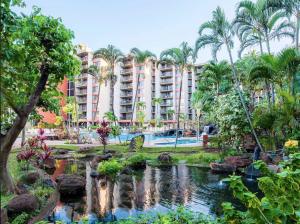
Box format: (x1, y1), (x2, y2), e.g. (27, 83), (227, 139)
(80, 131), (199, 146)
(50, 160), (260, 223)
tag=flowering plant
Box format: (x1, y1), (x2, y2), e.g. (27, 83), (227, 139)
(96, 120), (111, 151)
(284, 140), (299, 155)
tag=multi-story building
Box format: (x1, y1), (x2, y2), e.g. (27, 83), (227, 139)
(74, 44), (201, 128)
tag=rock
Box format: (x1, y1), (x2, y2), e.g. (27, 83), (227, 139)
(224, 156), (252, 168)
(56, 174), (86, 197)
(43, 178), (55, 188)
(16, 182), (29, 194)
(120, 167), (132, 175)
(1, 208), (8, 224)
(245, 164), (261, 179)
(157, 152), (172, 163)
(103, 149), (117, 154)
(20, 172), (40, 185)
(129, 134), (145, 151)
(210, 162), (236, 173)
(268, 164), (281, 173)
(90, 170), (100, 178)
(78, 146), (94, 153)
(57, 149), (69, 154)
(7, 194), (38, 217)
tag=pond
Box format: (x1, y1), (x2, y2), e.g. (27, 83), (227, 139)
(50, 159), (259, 223)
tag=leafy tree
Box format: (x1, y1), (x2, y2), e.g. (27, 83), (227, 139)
(195, 6), (264, 152)
(160, 42), (193, 148)
(0, 1), (80, 193)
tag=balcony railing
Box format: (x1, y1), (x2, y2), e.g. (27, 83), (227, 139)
(161, 102), (173, 107)
(161, 94), (173, 99)
(120, 115), (131, 120)
(121, 69), (133, 74)
(161, 72), (173, 78)
(76, 82), (87, 87)
(120, 100), (132, 105)
(160, 65), (173, 70)
(120, 84), (133, 90)
(161, 79), (173, 84)
(161, 87), (173, 92)
(120, 109), (133, 113)
(121, 76), (133, 82)
(77, 90), (87, 95)
(120, 92), (133, 97)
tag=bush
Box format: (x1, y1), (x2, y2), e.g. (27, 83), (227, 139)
(186, 152), (220, 164)
(11, 212), (30, 224)
(97, 160), (123, 180)
(135, 136), (144, 151)
(126, 154), (147, 167)
(32, 186), (54, 204)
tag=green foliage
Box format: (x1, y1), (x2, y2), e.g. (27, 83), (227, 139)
(0, 193), (14, 208)
(134, 136), (144, 151)
(11, 212), (30, 224)
(32, 186), (54, 205)
(185, 152), (220, 165)
(97, 160), (123, 180)
(126, 154), (147, 167)
(111, 125), (121, 137)
(223, 153), (300, 224)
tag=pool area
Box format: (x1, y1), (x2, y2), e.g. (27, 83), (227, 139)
(80, 131), (202, 147)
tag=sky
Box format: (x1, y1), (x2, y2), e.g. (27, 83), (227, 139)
(18, 0), (293, 64)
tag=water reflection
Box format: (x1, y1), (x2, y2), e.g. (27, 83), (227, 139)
(53, 161), (258, 223)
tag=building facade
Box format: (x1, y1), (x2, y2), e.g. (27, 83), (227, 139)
(74, 44), (201, 127)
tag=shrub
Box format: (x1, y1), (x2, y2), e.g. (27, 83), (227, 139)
(126, 154), (147, 167)
(97, 120), (111, 151)
(134, 136), (144, 151)
(32, 186), (54, 204)
(186, 152), (220, 165)
(97, 160), (123, 180)
(11, 212), (30, 224)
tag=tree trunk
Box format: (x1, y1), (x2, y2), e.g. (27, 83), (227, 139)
(93, 84), (101, 125)
(259, 37), (263, 55)
(175, 70), (184, 149)
(21, 128), (26, 146)
(296, 10), (299, 50)
(73, 80), (80, 144)
(225, 41), (264, 152)
(0, 65), (49, 193)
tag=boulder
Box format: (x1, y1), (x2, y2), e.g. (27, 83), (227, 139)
(7, 194), (38, 217)
(224, 155), (252, 168)
(43, 157), (56, 169)
(16, 182), (29, 194)
(157, 152), (172, 163)
(20, 172), (40, 185)
(56, 174), (86, 197)
(78, 146), (94, 153)
(210, 162), (236, 173)
(57, 149), (69, 154)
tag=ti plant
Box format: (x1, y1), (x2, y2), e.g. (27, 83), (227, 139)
(97, 120), (111, 152)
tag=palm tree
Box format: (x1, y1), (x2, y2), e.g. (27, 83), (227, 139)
(234, 0), (295, 56)
(152, 97), (162, 128)
(129, 48), (156, 131)
(166, 109), (175, 129)
(88, 64), (107, 125)
(202, 60), (231, 95)
(195, 7), (264, 152)
(160, 42), (193, 149)
(271, 0), (300, 49)
(93, 45), (124, 116)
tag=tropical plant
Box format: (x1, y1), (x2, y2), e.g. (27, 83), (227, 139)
(88, 64), (107, 125)
(0, 2), (80, 193)
(152, 97), (162, 127)
(202, 61), (232, 95)
(195, 6), (264, 152)
(223, 153), (300, 224)
(234, 0), (295, 56)
(104, 111), (122, 141)
(97, 159), (123, 180)
(96, 120), (111, 152)
(160, 42), (193, 148)
(93, 45), (124, 115)
(129, 48), (156, 131)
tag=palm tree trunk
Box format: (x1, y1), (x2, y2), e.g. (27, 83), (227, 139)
(73, 80), (80, 144)
(93, 84), (101, 125)
(126, 73), (140, 142)
(259, 37), (263, 55)
(296, 10), (299, 50)
(265, 80), (271, 111)
(175, 70), (184, 149)
(21, 128), (26, 146)
(225, 41), (264, 152)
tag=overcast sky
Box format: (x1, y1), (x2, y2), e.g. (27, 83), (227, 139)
(18, 0), (293, 63)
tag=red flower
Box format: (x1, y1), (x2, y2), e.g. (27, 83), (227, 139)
(96, 120), (111, 147)
(38, 151), (52, 161)
(17, 149), (36, 161)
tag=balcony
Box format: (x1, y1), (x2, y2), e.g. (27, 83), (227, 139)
(121, 69), (133, 74)
(120, 92), (133, 97)
(123, 61), (132, 67)
(160, 79), (173, 85)
(161, 102), (173, 107)
(161, 87), (173, 92)
(161, 94), (173, 99)
(76, 82), (87, 87)
(160, 65), (173, 71)
(77, 99), (86, 104)
(120, 84), (133, 90)
(120, 100), (132, 105)
(161, 72), (173, 78)
(121, 76), (133, 82)
(188, 81), (193, 86)
(120, 115), (131, 120)
(120, 109), (133, 113)
(77, 90), (87, 95)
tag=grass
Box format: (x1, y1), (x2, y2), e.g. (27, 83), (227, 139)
(52, 144), (220, 167)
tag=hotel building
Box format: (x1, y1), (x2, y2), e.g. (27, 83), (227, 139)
(72, 44), (202, 127)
